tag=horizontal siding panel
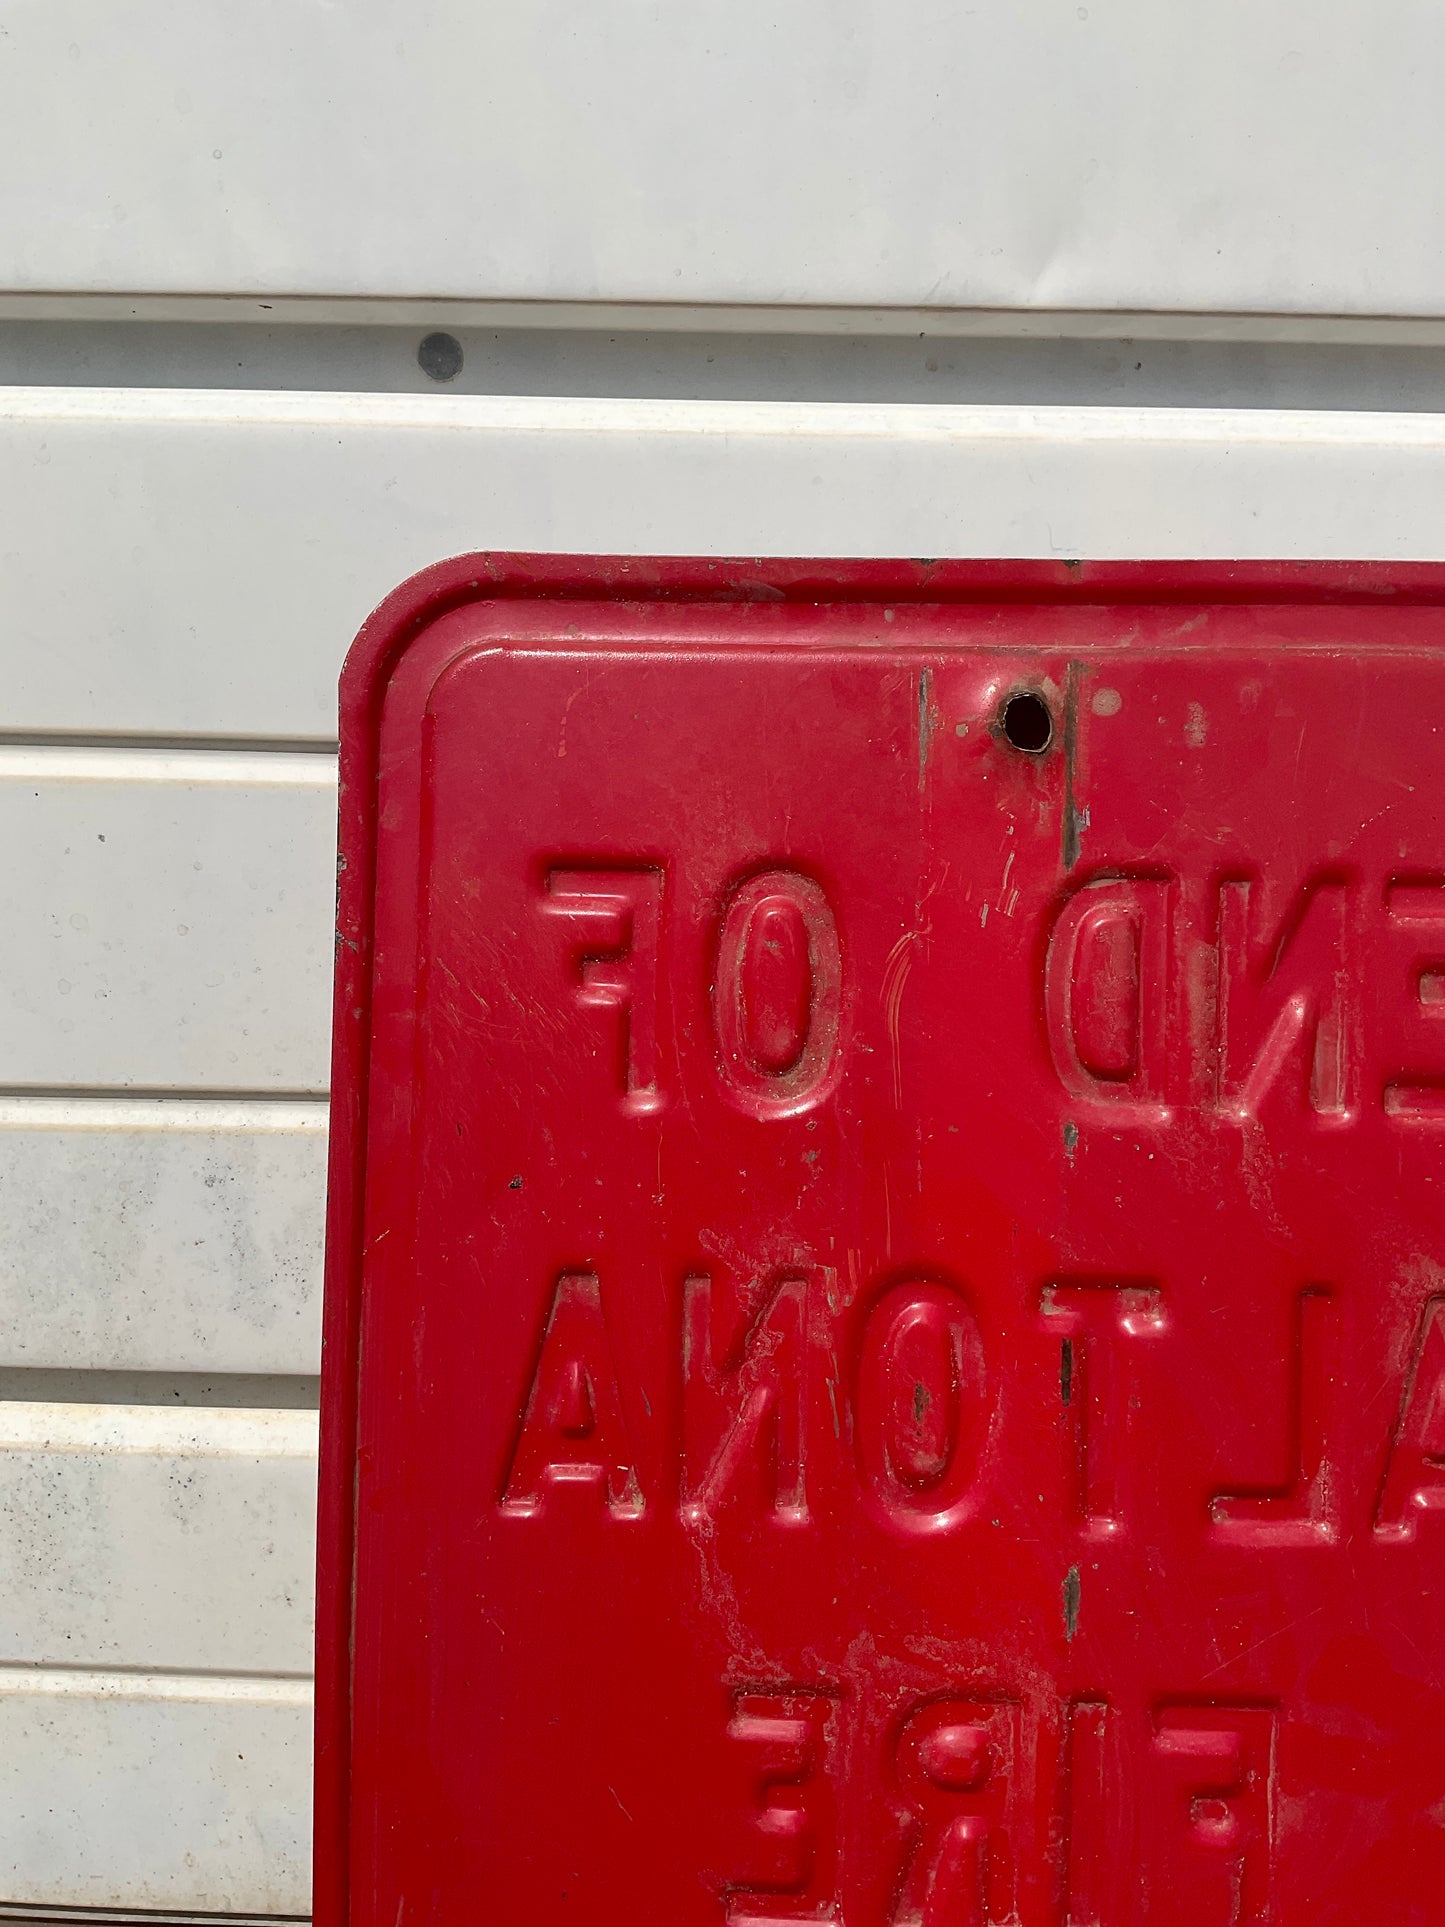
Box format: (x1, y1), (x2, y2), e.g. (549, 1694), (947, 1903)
(0, 1), (1440, 315)
(0, 1097), (325, 1373)
(0, 1404), (315, 1674)
(0, 747), (335, 1089)
(8, 391), (1445, 737)
(0, 1668), (309, 1914)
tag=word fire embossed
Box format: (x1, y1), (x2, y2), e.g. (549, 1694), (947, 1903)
(722, 1687), (1278, 1926)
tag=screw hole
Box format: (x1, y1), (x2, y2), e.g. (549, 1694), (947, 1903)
(418, 331), (464, 383)
(1000, 691), (1053, 754)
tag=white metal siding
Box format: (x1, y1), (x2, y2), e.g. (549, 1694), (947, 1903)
(9, 393), (1445, 739)
(0, 1099), (326, 1375)
(0, 0), (1443, 316)
(11, 384), (1445, 1914)
(0, 749), (334, 1090)
(2, 2), (1444, 1916)
(0, 1405), (314, 1673)
(0, 1670), (311, 1913)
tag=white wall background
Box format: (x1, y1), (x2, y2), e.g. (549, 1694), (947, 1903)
(3, 2), (1445, 1917)
(2, 0), (1445, 315)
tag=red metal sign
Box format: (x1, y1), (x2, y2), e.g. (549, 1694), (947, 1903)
(320, 556), (1445, 1927)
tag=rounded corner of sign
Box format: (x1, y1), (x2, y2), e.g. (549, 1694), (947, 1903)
(338, 552), (512, 718)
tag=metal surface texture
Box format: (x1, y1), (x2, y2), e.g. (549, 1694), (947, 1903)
(322, 555), (1445, 1925)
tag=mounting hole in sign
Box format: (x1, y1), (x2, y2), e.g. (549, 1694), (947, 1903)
(1000, 691), (1053, 754)
(418, 331), (465, 383)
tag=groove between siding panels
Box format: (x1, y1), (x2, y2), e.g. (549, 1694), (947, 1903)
(0, 732), (337, 755)
(0, 1912), (307, 1926)
(0, 1668), (312, 1704)
(0, 1373), (319, 1411)
(0, 1088), (329, 1103)
(0, 293), (1432, 342)
(20, 315), (1445, 402)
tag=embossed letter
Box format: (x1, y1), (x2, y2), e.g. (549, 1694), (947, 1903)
(1215, 875), (1350, 1119)
(713, 870), (842, 1117)
(682, 1269), (825, 1525)
(543, 867), (663, 1113)
(855, 1280), (989, 1533)
(1044, 877), (1170, 1117)
(890, 1698), (1021, 1927)
(502, 1273), (643, 1517)
(1375, 1294), (1445, 1538)
(1041, 1281), (1167, 1537)
(1149, 1705), (1277, 1925)
(725, 1692), (836, 1925)
(1061, 1700), (1117, 1927)
(1383, 879), (1445, 1116)
(1211, 1289), (1337, 1546)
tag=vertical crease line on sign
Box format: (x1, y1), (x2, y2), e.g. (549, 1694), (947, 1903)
(1062, 660), (1083, 870)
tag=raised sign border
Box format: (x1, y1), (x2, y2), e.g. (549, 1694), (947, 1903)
(317, 553), (1445, 1927)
